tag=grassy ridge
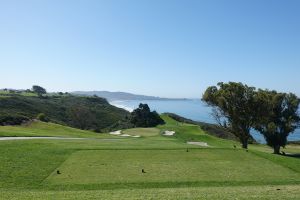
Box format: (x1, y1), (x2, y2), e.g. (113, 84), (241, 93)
(165, 113), (238, 141)
(0, 121), (111, 138)
(158, 115), (241, 148)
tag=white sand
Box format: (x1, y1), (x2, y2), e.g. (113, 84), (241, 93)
(163, 130), (175, 136)
(120, 134), (131, 137)
(121, 134), (141, 138)
(109, 130), (122, 135)
(109, 130), (140, 138)
(187, 141), (209, 147)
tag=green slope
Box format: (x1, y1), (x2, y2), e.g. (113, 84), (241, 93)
(0, 121), (114, 138)
(0, 94), (128, 130)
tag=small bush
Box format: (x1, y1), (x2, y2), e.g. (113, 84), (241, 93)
(93, 128), (102, 133)
(37, 113), (49, 122)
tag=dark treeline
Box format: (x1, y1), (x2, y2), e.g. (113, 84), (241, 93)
(203, 82), (300, 154)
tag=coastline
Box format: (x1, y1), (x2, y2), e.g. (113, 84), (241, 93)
(110, 99), (300, 143)
(110, 101), (134, 112)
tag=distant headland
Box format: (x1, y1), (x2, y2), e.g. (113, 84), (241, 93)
(72, 91), (189, 101)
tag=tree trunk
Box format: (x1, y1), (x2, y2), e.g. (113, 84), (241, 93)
(273, 145), (281, 154)
(240, 137), (248, 149)
(242, 140), (248, 149)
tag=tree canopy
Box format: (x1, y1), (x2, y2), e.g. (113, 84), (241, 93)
(130, 103), (165, 127)
(255, 90), (300, 154)
(202, 82), (300, 152)
(32, 85), (47, 96)
(202, 82), (259, 149)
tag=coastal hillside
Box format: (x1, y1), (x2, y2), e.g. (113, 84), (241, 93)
(165, 113), (238, 140)
(0, 93), (129, 131)
(72, 91), (187, 101)
(165, 113), (257, 143)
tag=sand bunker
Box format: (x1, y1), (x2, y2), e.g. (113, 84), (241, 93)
(163, 130), (175, 136)
(131, 135), (141, 138)
(110, 130), (140, 138)
(120, 134), (131, 137)
(109, 130), (122, 135)
(187, 141), (209, 147)
(120, 134), (141, 138)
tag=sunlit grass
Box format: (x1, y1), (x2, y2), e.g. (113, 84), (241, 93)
(0, 114), (299, 199)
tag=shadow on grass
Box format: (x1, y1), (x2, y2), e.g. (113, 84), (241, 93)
(285, 154), (300, 159)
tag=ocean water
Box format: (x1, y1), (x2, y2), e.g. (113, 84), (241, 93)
(110, 99), (300, 143)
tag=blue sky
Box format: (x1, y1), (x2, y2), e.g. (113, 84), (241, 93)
(0, 0), (299, 98)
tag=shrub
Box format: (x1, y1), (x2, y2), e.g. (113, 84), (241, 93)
(37, 113), (49, 122)
(0, 115), (29, 126)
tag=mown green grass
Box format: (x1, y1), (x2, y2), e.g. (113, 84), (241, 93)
(45, 149), (299, 188)
(159, 114), (240, 148)
(0, 115), (299, 199)
(1, 185), (300, 200)
(0, 139), (190, 191)
(0, 121), (112, 138)
(122, 127), (160, 137)
(0, 140), (73, 189)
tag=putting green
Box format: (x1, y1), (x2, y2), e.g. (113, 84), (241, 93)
(122, 128), (160, 137)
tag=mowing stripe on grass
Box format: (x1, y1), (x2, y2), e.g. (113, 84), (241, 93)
(43, 149), (300, 190)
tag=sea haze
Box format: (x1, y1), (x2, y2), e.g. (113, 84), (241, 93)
(110, 99), (300, 143)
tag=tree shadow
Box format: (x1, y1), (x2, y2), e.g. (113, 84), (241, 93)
(285, 153), (300, 159)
